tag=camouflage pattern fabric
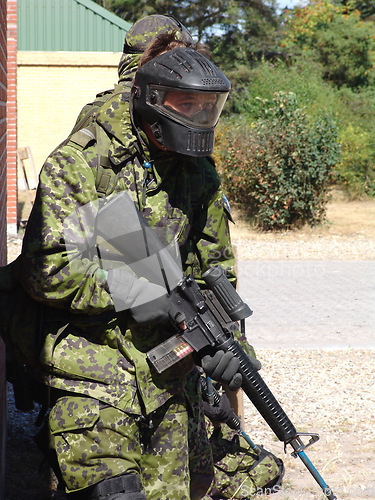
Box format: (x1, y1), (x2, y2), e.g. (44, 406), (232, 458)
(203, 424), (284, 499)
(20, 85), (237, 414)
(119, 14), (194, 81)
(70, 55), (140, 136)
(48, 369), (214, 497)
(186, 369), (215, 499)
(50, 394), (192, 497)
(19, 38), (235, 495)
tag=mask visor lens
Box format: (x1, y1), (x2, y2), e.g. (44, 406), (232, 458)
(147, 86), (228, 129)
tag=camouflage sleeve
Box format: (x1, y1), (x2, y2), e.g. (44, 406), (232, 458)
(20, 145), (113, 314)
(194, 159), (237, 288)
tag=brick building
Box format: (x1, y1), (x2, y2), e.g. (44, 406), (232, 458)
(1, 2), (10, 497)
(6, 0), (16, 237)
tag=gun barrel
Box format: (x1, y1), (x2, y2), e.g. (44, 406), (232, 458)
(221, 338), (298, 443)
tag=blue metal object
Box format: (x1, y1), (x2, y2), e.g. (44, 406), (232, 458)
(288, 434), (337, 500)
(240, 429), (261, 453)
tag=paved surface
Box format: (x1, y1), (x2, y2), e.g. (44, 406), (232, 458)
(237, 260), (375, 349)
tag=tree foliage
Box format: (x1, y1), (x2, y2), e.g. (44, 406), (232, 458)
(337, 0), (375, 20)
(93, 0), (375, 202)
(207, 1), (280, 68)
(97, 0), (225, 41)
(94, 0), (280, 49)
(315, 13), (375, 88)
(282, 0), (375, 89)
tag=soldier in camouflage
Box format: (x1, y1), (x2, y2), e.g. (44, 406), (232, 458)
(19, 16), (258, 500)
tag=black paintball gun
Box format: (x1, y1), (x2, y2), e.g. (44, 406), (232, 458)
(73, 190), (337, 499)
(146, 265), (338, 500)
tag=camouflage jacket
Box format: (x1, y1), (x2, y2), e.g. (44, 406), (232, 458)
(20, 78), (237, 416)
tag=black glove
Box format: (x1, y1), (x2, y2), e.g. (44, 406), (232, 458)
(107, 269), (184, 326)
(202, 392), (233, 423)
(130, 281), (185, 326)
(201, 350), (242, 391)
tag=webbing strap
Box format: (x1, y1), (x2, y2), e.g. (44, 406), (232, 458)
(68, 473), (143, 499)
(68, 88), (135, 198)
(96, 170), (113, 195)
(69, 127), (96, 148)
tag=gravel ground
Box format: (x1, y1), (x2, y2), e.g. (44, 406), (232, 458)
(5, 228), (375, 499)
(232, 234), (375, 261)
(242, 349), (375, 500)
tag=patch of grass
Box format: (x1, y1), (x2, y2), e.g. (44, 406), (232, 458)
(229, 188), (375, 240)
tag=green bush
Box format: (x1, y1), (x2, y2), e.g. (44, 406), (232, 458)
(223, 58), (375, 198)
(225, 56), (337, 121)
(216, 92), (340, 230)
(333, 87), (375, 197)
(338, 124), (375, 197)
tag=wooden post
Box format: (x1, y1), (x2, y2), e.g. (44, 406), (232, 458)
(230, 242), (245, 420)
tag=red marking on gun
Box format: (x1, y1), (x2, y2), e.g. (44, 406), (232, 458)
(147, 334), (194, 373)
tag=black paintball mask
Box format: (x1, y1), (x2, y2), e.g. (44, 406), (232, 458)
(131, 47), (231, 157)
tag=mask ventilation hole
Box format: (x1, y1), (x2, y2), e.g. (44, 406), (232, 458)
(187, 130), (214, 153)
(195, 56), (216, 76)
(156, 62), (183, 79)
(172, 52), (194, 72)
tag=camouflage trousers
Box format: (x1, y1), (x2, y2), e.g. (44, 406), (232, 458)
(202, 424), (284, 499)
(48, 370), (214, 499)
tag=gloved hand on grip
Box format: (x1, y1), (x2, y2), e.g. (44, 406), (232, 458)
(106, 269), (185, 326)
(130, 281), (185, 325)
(202, 391), (233, 424)
(201, 349), (242, 391)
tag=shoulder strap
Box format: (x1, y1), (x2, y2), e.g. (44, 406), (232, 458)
(66, 88), (135, 198)
(69, 126), (96, 149)
(95, 125), (118, 197)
